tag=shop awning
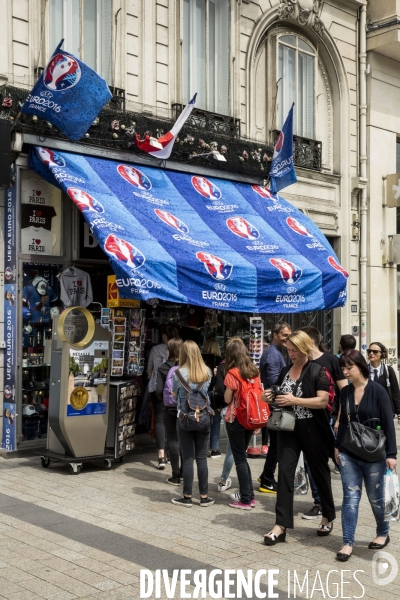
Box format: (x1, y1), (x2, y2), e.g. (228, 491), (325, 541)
(30, 147), (348, 313)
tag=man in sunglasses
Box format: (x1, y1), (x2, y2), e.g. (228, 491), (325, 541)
(368, 342), (400, 424)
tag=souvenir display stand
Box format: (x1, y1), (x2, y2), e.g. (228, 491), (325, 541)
(107, 380), (140, 461)
(39, 307), (114, 474)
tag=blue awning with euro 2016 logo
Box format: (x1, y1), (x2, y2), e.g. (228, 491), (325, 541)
(30, 146), (348, 313)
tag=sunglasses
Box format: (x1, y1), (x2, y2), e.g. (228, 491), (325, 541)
(367, 349), (381, 354)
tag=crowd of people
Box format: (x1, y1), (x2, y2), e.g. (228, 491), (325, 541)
(146, 324), (398, 561)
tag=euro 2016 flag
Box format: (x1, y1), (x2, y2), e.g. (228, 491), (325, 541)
(135, 94), (197, 160)
(269, 103), (297, 194)
(20, 40), (112, 142)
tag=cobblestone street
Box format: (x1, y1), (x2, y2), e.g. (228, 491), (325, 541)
(0, 428), (398, 600)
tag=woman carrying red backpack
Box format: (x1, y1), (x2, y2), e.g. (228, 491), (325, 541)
(224, 339), (269, 510)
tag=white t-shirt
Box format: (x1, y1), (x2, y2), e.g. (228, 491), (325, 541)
(21, 177), (52, 206)
(59, 267), (93, 308)
(21, 227), (57, 254)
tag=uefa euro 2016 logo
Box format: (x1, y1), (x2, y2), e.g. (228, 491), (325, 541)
(35, 147), (66, 168)
(43, 54), (81, 91)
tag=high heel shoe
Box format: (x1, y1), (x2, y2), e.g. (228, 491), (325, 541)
(264, 527), (286, 546)
(317, 522), (333, 537)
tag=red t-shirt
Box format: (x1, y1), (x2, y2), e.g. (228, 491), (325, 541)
(224, 371), (240, 422)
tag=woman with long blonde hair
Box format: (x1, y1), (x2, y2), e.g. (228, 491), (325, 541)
(171, 341), (214, 507)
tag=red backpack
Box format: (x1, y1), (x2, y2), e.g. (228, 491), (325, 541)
(226, 368), (270, 429)
(323, 367), (336, 413)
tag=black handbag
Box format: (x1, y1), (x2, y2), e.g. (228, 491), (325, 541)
(341, 391), (386, 462)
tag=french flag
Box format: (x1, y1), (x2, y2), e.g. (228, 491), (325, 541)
(135, 94), (197, 160)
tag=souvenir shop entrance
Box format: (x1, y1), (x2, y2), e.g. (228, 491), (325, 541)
(7, 149), (344, 454)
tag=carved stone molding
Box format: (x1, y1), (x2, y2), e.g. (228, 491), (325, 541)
(278, 0), (325, 36)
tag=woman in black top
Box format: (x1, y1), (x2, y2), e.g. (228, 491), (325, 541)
(202, 339), (222, 457)
(263, 331), (335, 545)
(367, 342), (400, 423)
(335, 350), (397, 562)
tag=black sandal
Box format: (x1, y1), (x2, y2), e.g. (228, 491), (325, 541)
(317, 522), (333, 536)
(264, 527), (286, 546)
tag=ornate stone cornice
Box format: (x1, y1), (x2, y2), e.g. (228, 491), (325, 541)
(278, 0), (325, 36)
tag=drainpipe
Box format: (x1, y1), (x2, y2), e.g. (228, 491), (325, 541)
(359, 4), (368, 357)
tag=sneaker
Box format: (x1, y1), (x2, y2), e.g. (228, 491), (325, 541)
(166, 476), (181, 486)
(171, 496), (192, 507)
(200, 497), (215, 507)
(157, 458), (167, 470)
(332, 467), (340, 475)
(229, 500), (252, 510)
(259, 482), (278, 494)
(261, 445), (269, 455)
(210, 450), (222, 458)
(229, 491), (255, 507)
(217, 478), (232, 492)
(302, 505), (322, 519)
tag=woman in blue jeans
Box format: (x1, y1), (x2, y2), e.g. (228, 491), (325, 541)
(335, 350), (397, 561)
(224, 339), (264, 510)
(171, 341), (214, 508)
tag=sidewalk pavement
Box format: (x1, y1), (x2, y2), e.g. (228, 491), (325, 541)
(0, 426), (398, 600)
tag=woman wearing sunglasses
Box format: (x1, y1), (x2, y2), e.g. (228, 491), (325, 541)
(367, 343), (400, 424)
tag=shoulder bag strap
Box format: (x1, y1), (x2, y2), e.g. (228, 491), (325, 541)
(384, 364), (392, 391)
(347, 387), (360, 423)
(292, 361), (312, 397)
(175, 369), (191, 393)
(175, 369), (206, 393)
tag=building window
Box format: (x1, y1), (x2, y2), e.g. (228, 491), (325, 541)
(277, 34), (315, 139)
(183, 0), (230, 115)
(49, 0), (112, 83)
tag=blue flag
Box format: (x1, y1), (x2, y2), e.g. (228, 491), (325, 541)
(20, 40), (112, 141)
(269, 103), (297, 194)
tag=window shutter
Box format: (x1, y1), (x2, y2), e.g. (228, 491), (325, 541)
(183, 0), (191, 104)
(305, 53), (314, 138)
(50, 0), (64, 53)
(217, 0), (230, 115)
(100, 0), (112, 83)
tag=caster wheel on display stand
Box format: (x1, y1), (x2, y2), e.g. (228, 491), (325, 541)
(69, 463), (82, 475)
(40, 457), (50, 468)
(104, 459), (113, 470)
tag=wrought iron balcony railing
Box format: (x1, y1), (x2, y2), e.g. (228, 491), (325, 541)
(273, 130), (322, 171)
(172, 104), (241, 138)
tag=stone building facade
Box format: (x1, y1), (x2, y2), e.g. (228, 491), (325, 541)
(0, 0), (400, 447)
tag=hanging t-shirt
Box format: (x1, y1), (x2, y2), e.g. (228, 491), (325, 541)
(59, 267), (93, 308)
(21, 227), (57, 255)
(21, 178), (52, 206)
(21, 204), (56, 231)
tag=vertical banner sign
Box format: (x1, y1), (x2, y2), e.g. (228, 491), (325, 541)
(3, 186), (17, 450)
